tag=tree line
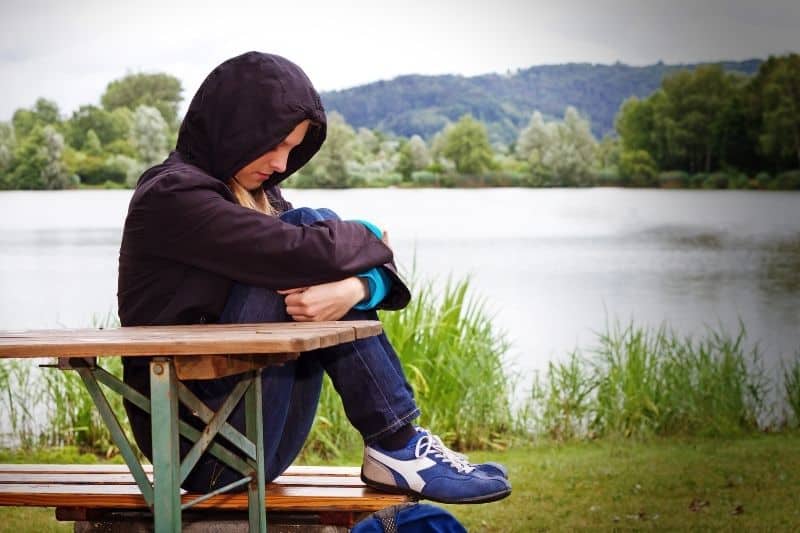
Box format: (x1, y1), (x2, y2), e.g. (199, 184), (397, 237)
(0, 54), (797, 191)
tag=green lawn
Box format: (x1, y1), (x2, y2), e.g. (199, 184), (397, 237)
(1, 434), (799, 531)
(444, 433), (800, 531)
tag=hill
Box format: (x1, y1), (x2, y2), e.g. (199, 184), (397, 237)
(320, 59), (762, 145)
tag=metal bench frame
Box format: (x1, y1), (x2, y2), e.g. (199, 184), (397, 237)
(61, 356), (268, 532)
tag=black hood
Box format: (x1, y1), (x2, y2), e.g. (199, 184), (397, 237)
(176, 51), (326, 187)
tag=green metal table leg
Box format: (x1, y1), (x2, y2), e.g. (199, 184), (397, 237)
(245, 370), (267, 532)
(151, 358), (181, 533)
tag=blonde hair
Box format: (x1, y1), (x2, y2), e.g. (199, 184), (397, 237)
(227, 178), (276, 216)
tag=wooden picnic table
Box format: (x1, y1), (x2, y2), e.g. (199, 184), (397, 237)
(0, 321), (387, 533)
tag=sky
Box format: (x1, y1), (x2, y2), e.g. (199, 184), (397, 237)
(1, 0), (798, 121)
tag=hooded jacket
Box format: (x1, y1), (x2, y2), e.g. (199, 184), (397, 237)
(117, 52), (410, 329)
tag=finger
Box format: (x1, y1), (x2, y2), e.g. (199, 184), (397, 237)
(277, 287), (307, 295)
(286, 305), (316, 316)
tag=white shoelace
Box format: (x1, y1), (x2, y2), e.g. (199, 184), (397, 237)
(414, 430), (475, 474)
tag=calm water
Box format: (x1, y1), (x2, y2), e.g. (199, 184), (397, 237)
(1, 188), (799, 381)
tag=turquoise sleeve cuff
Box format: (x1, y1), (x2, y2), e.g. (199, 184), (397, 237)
(350, 219), (392, 309)
(354, 267), (392, 310)
(352, 219), (383, 239)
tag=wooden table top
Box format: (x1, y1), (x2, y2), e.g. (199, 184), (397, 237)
(0, 321), (383, 359)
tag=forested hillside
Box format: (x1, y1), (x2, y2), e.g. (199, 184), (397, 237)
(321, 60), (762, 144)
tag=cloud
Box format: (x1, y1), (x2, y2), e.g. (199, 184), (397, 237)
(0, 0), (798, 121)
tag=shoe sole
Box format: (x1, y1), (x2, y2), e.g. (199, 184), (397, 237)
(361, 473), (512, 504)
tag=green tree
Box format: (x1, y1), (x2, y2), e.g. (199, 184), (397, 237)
(9, 125), (72, 189)
(441, 114), (494, 174)
(517, 108), (597, 185)
(101, 73), (183, 128)
(516, 111), (550, 166)
(542, 107), (597, 184)
(65, 105), (132, 149)
(616, 96), (660, 157)
(659, 66), (740, 172)
(12, 98), (62, 139)
(131, 105), (170, 165)
(396, 135), (431, 180)
(0, 122), (16, 175)
(619, 149), (658, 186)
(596, 135), (621, 170)
(298, 111), (356, 187)
(756, 54), (800, 168)
(84, 130), (103, 155)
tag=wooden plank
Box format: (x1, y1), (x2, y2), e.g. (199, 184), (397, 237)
(0, 465), (362, 477)
(0, 322), (381, 359)
(0, 484), (409, 512)
(0, 473), (366, 487)
(173, 353), (299, 380)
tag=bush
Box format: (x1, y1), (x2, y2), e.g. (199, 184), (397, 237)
(688, 173), (706, 188)
(619, 149), (658, 187)
(755, 171), (772, 189)
(658, 170), (689, 188)
(411, 170), (440, 187)
(591, 168), (623, 187)
(727, 171), (751, 189)
(773, 170), (800, 190)
(74, 155), (128, 185)
(702, 172), (731, 189)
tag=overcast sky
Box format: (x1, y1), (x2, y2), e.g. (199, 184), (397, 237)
(1, 0), (798, 121)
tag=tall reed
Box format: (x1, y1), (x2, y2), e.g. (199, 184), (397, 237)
(302, 276), (513, 460)
(530, 322), (772, 440)
(0, 313), (127, 454)
(784, 353), (800, 428)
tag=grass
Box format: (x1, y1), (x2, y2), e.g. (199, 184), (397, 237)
(2, 434), (799, 531)
(525, 322), (790, 440)
(445, 433), (800, 531)
(300, 276), (514, 460)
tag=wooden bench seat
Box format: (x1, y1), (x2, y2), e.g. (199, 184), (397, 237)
(0, 464), (409, 512)
(0, 464), (411, 530)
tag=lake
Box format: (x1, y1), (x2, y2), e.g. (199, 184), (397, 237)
(1, 188), (799, 384)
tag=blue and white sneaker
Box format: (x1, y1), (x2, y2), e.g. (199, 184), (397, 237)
(417, 427), (509, 480)
(361, 429), (511, 504)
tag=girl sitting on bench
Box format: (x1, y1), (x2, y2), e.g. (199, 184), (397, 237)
(117, 51), (510, 505)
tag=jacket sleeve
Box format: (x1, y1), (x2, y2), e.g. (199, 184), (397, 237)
(125, 173), (399, 291)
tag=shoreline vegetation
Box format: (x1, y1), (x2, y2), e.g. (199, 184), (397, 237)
(0, 278), (798, 457)
(1, 54), (798, 192)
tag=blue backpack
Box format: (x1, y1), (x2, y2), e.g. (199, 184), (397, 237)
(351, 503), (467, 533)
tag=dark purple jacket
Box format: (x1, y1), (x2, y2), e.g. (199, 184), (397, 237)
(117, 52), (410, 328)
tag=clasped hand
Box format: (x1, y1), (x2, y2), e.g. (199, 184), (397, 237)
(277, 228), (390, 322)
(278, 277), (369, 321)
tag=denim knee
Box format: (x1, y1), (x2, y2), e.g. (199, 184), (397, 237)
(280, 207), (341, 225)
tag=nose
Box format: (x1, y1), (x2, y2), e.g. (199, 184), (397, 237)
(269, 152), (289, 173)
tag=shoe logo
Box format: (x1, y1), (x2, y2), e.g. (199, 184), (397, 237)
(367, 448), (436, 492)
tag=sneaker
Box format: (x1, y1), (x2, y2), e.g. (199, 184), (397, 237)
(362, 430), (511, 504)
(418, 428), (509, 480)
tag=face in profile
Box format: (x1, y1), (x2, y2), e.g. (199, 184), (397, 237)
(234, 119), (311, 191)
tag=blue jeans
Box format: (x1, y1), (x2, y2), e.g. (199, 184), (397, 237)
(127, 207), (419, 493)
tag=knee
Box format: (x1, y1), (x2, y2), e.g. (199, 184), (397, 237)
(280, 207), (331, 225)
(314, 208), (340, 221)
